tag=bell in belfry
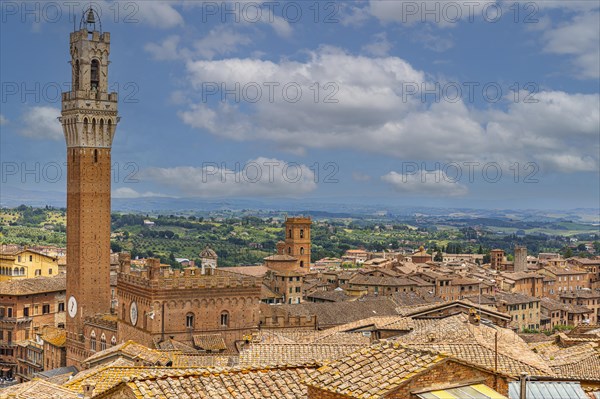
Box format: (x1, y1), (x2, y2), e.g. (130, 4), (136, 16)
(86, 8), (95, 24)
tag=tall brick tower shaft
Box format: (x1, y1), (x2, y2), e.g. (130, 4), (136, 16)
(60, 8), (119, 367)
(284, 217), (311, 269)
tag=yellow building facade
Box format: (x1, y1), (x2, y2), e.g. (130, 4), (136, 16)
(0, 249), (59, 281)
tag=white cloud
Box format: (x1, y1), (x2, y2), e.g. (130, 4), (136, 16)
(193, 26), (252, 59)
(142, 158), (317, 198)
(382, 170), (469, 197)
(177, 47), (599, 174)
(340, 4), (372, 27)
(412, 28), (454, 52)
(144, 35), (184, 61)
(112, 187), (171, 198)
(134, 1), (184, 29)
(145, 27), (252, 61)
(362, 32), (392, 57)
(368, 0), (493, 27)
(0, 114), (7, 125)
(542, 11), (600, 79)
(535, 154), (598, 173)
(19, 107), (62, 140)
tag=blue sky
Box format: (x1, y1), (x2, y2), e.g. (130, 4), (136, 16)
(1, 0), (599, 210)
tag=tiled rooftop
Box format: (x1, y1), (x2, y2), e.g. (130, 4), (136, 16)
(305, 342), (444, 398)
(83, 340), (171, 366)
(0, 275), (65, 295)
(110, 366), (315, 399)
(192, 334), (227, 351)
(239, 343), (363, 367)
(391, 314), (553, 375)
(0, 379), (79, 399)
(406, 343), (551, 377)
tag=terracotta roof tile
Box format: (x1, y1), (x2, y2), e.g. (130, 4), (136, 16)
(192, 334), (227, 351)
(0, 275), (65, 295)
(305, 342), (444, 398)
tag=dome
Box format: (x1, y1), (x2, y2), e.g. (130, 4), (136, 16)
(200, 246), (218, 258)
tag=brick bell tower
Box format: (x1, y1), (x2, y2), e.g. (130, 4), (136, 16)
(60, 8), (119, 367)
(284, 217), (311, 269)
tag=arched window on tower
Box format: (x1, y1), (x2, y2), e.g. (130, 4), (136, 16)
(186, 313), (195, 329)
(83, 117), (88, 133)
(300, 229), (304, 238)
(100, 333), (106, 351)
(90, 330), (96, 351)
(289, 229), (292, 238)
(288, 247), (291, 255)
(220, 311), (229, 327)
(300, 247), (304, 255)
(74, 60), (80, 90)
(300, 261), (304, 268)
(90, 59), (100, 90)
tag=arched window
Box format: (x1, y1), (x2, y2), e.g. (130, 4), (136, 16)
(90, 330), (96, 351)
(90, 59), (100, 89)
(92, 118), (96, 133)
(99, 118), (104, 133)
(300, 261), (304, 268)
(13, 267), (18, 276)
(300, 229), (304, 238)
(287, 247), (291, 255)
(74, 60), (80, 90)
(107, 119), (112, 134)
(100, 333), (106, 351)
(83, 117), (88, 133)
(220, 311), (229, 327)
(288, 229), (292, 238)
(111, 336), (117, 346)
(300, 247), (304, 255)
(20, 267), (25, 276)
(186, 313), (194, 329)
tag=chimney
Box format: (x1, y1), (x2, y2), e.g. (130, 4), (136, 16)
(519, 372), (528, 399)
(83, 382), (96, 399)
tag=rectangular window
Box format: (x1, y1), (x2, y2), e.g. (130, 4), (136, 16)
(58, 302), (65, 312)
(23, 308), (29, 317)
(42, 304), (50, 314)
(29, 255), (33, 262)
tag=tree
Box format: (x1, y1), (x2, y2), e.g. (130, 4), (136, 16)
(434, 251), (443, 262)
(564, 248), (573, 258)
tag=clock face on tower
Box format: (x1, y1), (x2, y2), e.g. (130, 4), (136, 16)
(130, 301), (138, 326)
(68, 296), (78, 318)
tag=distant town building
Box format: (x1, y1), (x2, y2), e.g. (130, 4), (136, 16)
(0, 248), (59, 282)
